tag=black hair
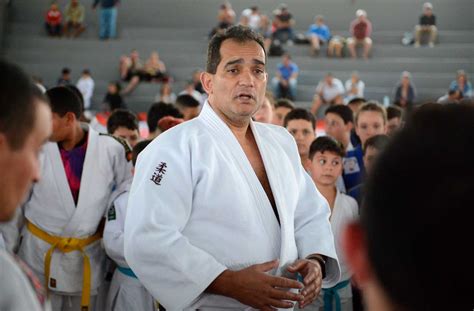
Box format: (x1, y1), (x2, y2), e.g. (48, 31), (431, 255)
(363, 134), (389, 154)
(309, 136), (345, 159)
(274, 98), (295, 110)
(386, 105), (403, 121)
(65, 84), (84, 112)
(325, 105), (354, 124)
(107, 109), (139, 134)
(175, 94), (200, 108)
(0, 59), (39, 149)
(46, 86), (82, 118)
(361, 103), (473, 311)
(132, 139), (152, 166)
(61, 67), (71, 75)
(147, 102), (183, 133)
(207, 25), (266, 74)
(283, 108), (316, 129)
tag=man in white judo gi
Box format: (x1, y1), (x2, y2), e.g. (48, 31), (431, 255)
(16, 86), (133, 311)
(0, 59), (52, 310)
(125, 26), (340, 310)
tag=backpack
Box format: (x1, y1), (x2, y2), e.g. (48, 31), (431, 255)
(269, 40), (285, 57)
(401, 32), (414, 46)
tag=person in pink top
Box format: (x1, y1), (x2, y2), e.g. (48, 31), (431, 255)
(347, 9), (373, 59)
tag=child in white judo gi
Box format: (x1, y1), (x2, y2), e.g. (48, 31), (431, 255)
(104, 139), (159, 311)
(308, 136), (359, 311)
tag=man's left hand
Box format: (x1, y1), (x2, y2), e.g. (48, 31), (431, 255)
(286, 259), (323, 309)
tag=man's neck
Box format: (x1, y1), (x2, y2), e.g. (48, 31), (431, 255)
(316, 183), (337, 201)
(209, 101), (251, 141)
(60, 123), (85, 151)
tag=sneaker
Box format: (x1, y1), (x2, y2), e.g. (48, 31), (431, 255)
(428, 42), (434, 48)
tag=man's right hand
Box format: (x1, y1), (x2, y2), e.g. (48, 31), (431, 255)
(207, 260), (305, 310)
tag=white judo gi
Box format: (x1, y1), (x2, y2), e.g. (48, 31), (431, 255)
(309, 190), (359, 311)
(17, 125), (133, 310)
(124, 102), (341, 310)
(103, 191), (157, 311)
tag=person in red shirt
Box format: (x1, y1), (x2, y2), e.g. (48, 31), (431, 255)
(347, 9), (373, 59)
(45, 2), (63, 37)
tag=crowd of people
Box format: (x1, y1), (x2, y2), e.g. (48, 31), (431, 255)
(2, 0), (473, 309)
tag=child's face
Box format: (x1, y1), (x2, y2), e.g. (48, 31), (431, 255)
(286, 119), (316, 157)
(272, 106), (292, 126)
(325, 113), (351, 144)
(310, 151), (342, 186)
(108, 84), (117, 94)
(356, 111), (386, 146)
(113, 126), (140, 148)
(387, 117), (401, 136)
(363, 146), (380, 174)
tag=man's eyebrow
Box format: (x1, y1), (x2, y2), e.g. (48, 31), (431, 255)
(252, 59), (266, 66)
(224, 58), (266, 67)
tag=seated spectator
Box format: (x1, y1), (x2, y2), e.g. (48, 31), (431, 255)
(147, 102), (183, 139)
(240, 6), (263, 32)
(386, 105), (403, 136)
(327, 34), (345, 58)
(272, 3), (295, 44)
(437, 89), (463, 104)
(107, 109), (140, 148)
(76, 69), (94, 111)
(393, 71), (417, 109)
(45, 2), (63, 37)
(272, 98), (295, 126)
(209, 2), (235, 39)
(414, 2), (437, 48)
(119, 49), (145, 95)
(57, 67), (72, 86)
(156, 81), (176, 104)
(103, 81), (125, 111)
(311, 72), (344, 116)
(179, 80), (204, 105)
(143, 51), (168, 82)
(344, 71), (365, 104)
(306, 15), (331, 56)
(284, 108), (316, 172)
(254, 91), (275, 124)
(347, 9), (373, 59)
(175, 94), (201, 121)
(271, 53), (299, 100)
(449, 69), (472, 98)
(63, 0), (85, 38)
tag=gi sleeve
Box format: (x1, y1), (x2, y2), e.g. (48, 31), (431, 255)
(103, 194), (128, 267)
(124, 138), (227, 310)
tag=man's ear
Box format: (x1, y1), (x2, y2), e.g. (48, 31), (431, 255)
(65, 111), (77, 125)
(342, 221), (373, 288)
(201, 72), (213, 95)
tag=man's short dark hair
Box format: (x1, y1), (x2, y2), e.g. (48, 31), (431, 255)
(132, 139), (152, 166)
(274, 98), (295, 110)
(46, 86), (82, 118)
(309, 136), (345, 160)
(206, 26), (266, 74)
(62, 67), (71, 75)
(362, 103), (473, 311)
(65, 84), (84, 112)
(175, 94), (200, 108)
(325, 105), (354, 124)
(347, 97), (366, 106)
(0, 59), (39, 150)
(386, 105), (403, 121)
(283, 108), (316, 129)
(363, 134), (389, 154)
(107, 109), (139, 134)
(147, 102), (183, 133)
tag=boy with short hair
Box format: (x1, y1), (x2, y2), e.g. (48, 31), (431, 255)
(272, 98), (295, 126)
(175, 94), (201, 121)
(284, 108), (316, 172)
(344, 102), (387, 192)
(308, 136), (358, 311)
(107, 108), (140, 148)
(386, 105), (403, 136)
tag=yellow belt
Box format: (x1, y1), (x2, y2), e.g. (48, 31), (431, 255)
(26, 220), (103, 311)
